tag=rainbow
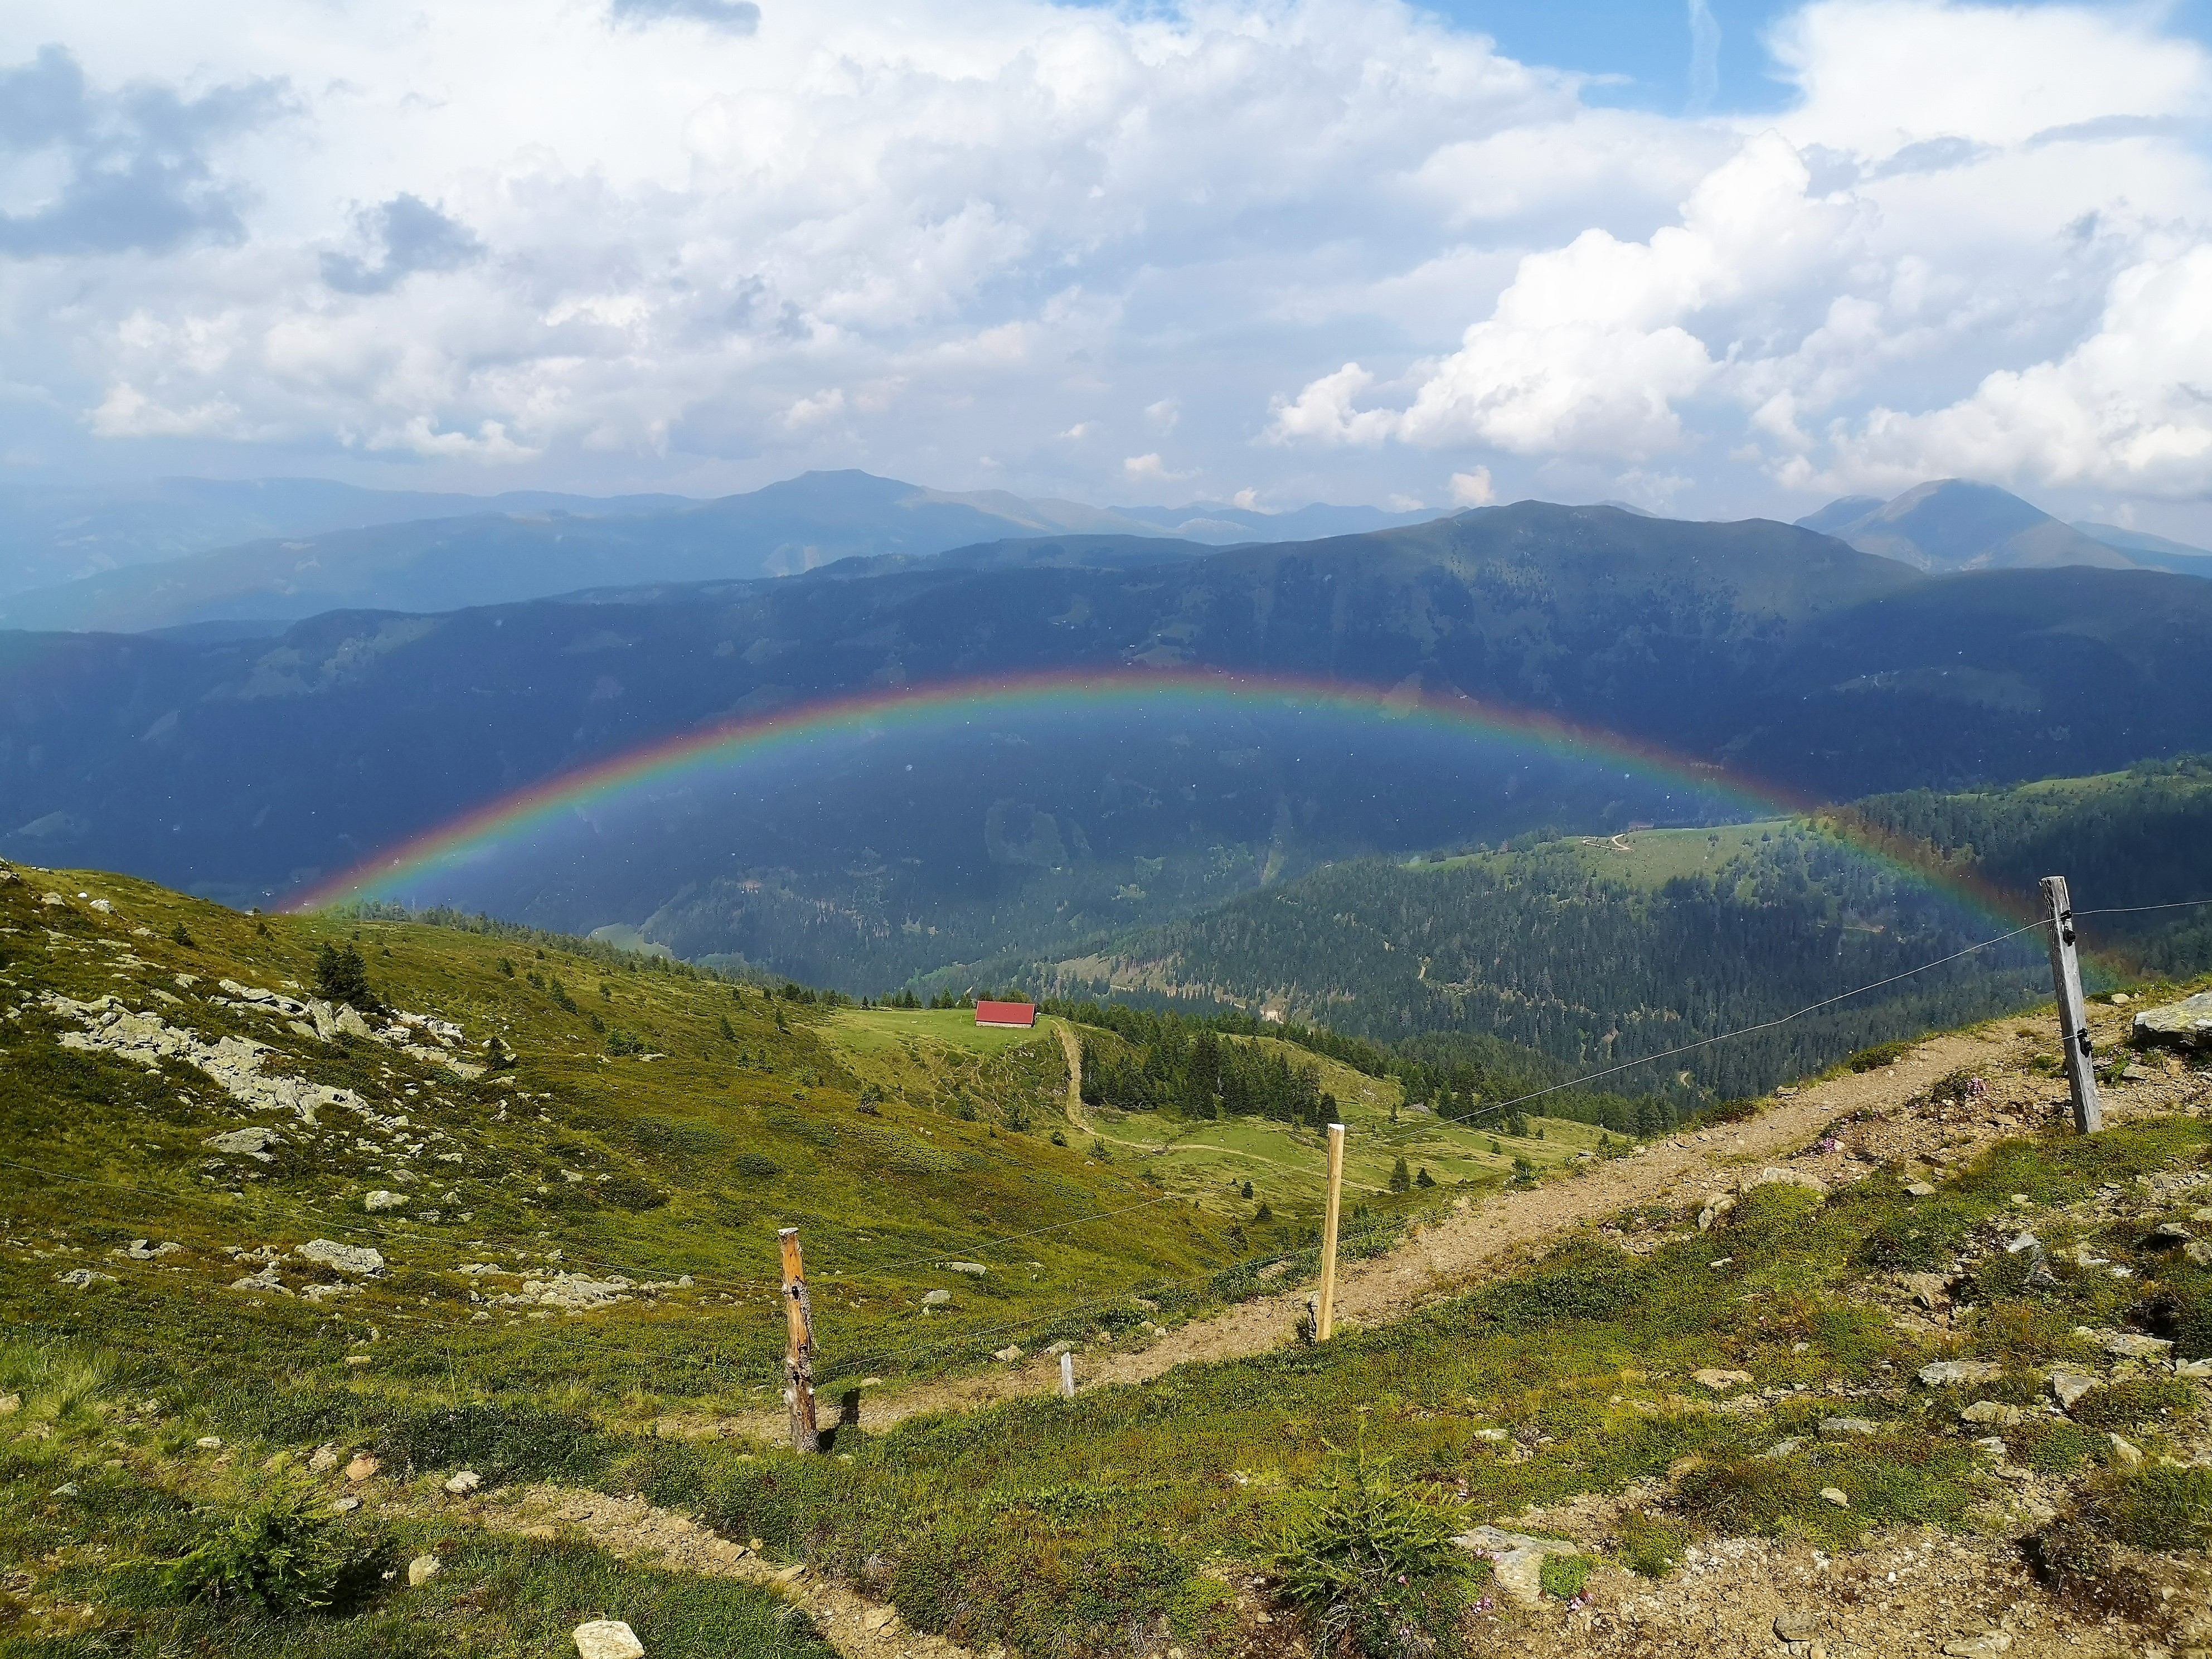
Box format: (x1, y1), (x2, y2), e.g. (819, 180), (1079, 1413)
(289, 666), (2031, 929)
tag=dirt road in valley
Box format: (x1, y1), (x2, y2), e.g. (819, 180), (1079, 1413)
(696, 1000), (2194, 1442)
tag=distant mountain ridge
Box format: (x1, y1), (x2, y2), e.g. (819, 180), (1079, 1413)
(1798, 478), (2212, 575)
(0, 470), (1439, 634)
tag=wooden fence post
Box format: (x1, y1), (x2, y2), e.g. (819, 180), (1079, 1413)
(2040, 876), (2103, 1136)
(1059, 1350), (1075, 1399)
(778, 1227), (820, 1452)
(1317, 1121), (1346, 1340)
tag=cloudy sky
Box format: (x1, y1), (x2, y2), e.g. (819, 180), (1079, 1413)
(4, 0), (2211, 533)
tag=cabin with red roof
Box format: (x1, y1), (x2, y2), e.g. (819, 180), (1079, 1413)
(974, 999), (1037, 1029)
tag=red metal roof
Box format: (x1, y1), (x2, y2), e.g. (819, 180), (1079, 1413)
(974, 1000), (1037, 1027)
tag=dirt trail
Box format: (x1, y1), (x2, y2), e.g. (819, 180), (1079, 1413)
(477, 1486), (981, 1659)
(708, 1002), (2186, 1443)
(1052, 1022), (1089, 1130)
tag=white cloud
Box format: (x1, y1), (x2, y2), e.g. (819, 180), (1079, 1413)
(1, 0), (2211, 528)
(1447, 467), (1494, 506)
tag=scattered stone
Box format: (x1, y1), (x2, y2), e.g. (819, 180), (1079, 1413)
(114, 1239), (182, 1260)
(332, 1495), (361, 1513)
(1905, 1182), (1938, 1197)
(921, 1289), (952, 1306)
(1775, 1612), (1823, 1643)
(2149, 1221), (2194, 1246)
(2051, 1371), (2099, 1411)
(308, 1444), (339, 1473)
(2104, 1332), (2174, 1361)
(1942, 1635), (2014, 1657)
(195, 1436), (222, 1450)
(1696, 1194), (1735, 1231)
(51, 1481), (80, 1497)
(363, 1190), (408, 1212)
(2004, 1231), (2041, 1256)
(229, 1263), (289, 1295)
(1960, 1401), (2024, 1427)
(944, 1262), (988, 1276)
(345, 1454), (380, 1482)
(203, 1127), (282, 1160)
(1820, 1417), (1879, 1436)
(1760, 1438), (1803, 1459)
(53, 1268), (117, 1288)
(407, 1554), (442, 1587)
(993, 1345), (1023, 1363)
(443, 1469), (482, 1496)
(1819, 1487), (1850, 1507)
(2133, 990), (2212, 1052)
(0, 1394), (19, 1415)
(1044, 1341), (1073, 1356)
(345, 1355), (372, 1367)
(1919, 1360), (2001, 1387)
(297, 1239), (385, 1276)
(2177, 1358), (2212, 1379)
(1692, 1368), (1753, 1391)
(2186, 1241), (2212, 1269)
(2107, 1433), (2143, 1468)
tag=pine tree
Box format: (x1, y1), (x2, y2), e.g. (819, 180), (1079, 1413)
(313, 942), (375, 1010)
(1388, 1156), (1411, 1194)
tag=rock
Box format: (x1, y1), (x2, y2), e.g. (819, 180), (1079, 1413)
(1900, 1273), (1955, 1310)
(2186, 1242), (2212, 1269)
(1820, 1487), (1850, 1507)
(297, 1240), (385, 1276)
(1905, 1182), (1938, 1197)
(203, 1127), (282, 1160)
(407, 1554), (442, 1587)
(1959, 1401), (2024, 1427)
(2177, 1358), (2212, 1379)
(0, 1393), (18, 1415)
(2134, 990), (2212, 1051)
(51, 1481), (80, 1497)
(1919, 1360), (2001, 1387)
(308, 1444), (339, 1472)
(443, 1470), (482, 1496)
(921, 1289), (952, 1306)
(54, 1268), (117, 1288)
(1696, 1194), (1735, 1231)
(196, 1436), (223, 1449)
(115, 1239), (183, 1260)
(2051, 1371), (2100, 1410)
(1820, 1417), (1879, 1436)
(1776, 1612), (1824, 1643)
(2004, 1231), (2041, 1256)
(1942, 1636), (2014, 1657)
(2107, 1433), (2143, 1468)
(944, 1262), (988, 1276)
(573, 1618), (647, 1658)
(993, 1345), (1023, 1363)
(2151, 1221), (2195, 1246)
(345, 1454), (380, 1482)
(1450, 1526), (1578, 1608)
(331, 1495), (361, 1512)
(2105, 1332), (2174, 1361)
(1741, 1167), (1826, 1199)
(363, 1190), (408, 1212)
(1692, 1369), (1753, 1391)
(1760, 1438), (1803, 1458)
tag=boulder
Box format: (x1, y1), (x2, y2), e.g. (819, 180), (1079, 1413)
(407, 1554), (442, 1587)
(308, 1444), (339, 1472)
(364, 1191), (408, 1212)
(1905, 1182), (1938, 1198)
(2051, 1371), (2099, 1411)
(345, 1454), (380, 1482)
(1742, 1167), (1826, 1199)
(54, 1268), (117, 1288)
(203, 1127), (282, 1160)
(1692, 1369), (1753, 1391)
(1696, 1194), (1735, 1231)
(921, 1289), (952, 1306)
(1959, 1401), (2023, 1427)
(2104, 1332), (2173, 1361)
(2133, 991), (2212, 1052)
(1820, 1487), (1850, 1507)
(1900, 1274), (1955, 1311)
(944, 1262), (988, 1277)
(1450, 1525), (1578, 1608)
(574, 1621), (647, 1659)
(297, 1240), (385, 1275)
(1820, 1417), (1879, 1437)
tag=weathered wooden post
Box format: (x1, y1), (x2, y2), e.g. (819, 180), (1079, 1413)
(778, 1227), (820, 1452)
(1316, 1121), (1346, 1340)
(2039, 876), (2103, 1135)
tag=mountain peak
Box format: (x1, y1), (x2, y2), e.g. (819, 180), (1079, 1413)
(1797, 479), (2137, 573)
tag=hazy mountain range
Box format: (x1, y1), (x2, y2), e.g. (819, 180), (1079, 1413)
(0, 471), (1432, 633)
(6, 497), (2210, 989)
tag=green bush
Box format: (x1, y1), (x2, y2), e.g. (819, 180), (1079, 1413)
(158, 1483), (385, 1614)
(1271, 1448), (1475, 1659)
(2063, 1376), (2199, 1430)
(313, 943), (377, 1011)
(1845, 1042), (1910, 1073)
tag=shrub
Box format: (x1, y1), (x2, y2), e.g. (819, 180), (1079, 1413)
(158, 1483), (384, 1614)
(1846, 1042), (1910, 1073)
(313, 942), (376, 1011)
(1272, 1448), (1474, 1659)
(2108, 1463), (2212, 1550)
